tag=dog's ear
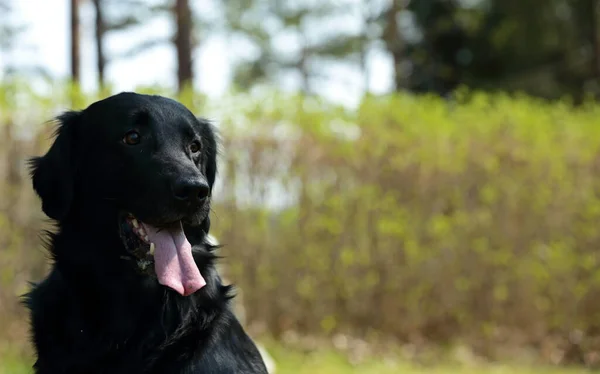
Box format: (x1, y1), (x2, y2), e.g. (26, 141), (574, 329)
(206, 144), (217, 190)
(29, 111), (82, 221)
(198, 118), (218, 237)
(202, 119), (219, 190)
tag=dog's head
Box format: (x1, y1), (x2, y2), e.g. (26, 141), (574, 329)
(30, 92), (218, 296)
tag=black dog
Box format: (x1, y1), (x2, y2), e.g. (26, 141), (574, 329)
(23, 92), (269, 373)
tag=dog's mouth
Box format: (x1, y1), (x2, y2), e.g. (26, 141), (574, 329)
(118, 212), (206, 296)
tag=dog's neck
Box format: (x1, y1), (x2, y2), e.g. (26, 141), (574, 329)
(51, 202), (129, 274)
(42, 201), (230, 343)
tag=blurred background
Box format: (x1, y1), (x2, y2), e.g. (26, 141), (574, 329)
(3, 0), (600, 373)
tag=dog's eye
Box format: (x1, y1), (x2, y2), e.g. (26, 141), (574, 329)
(190, 141), (201, 153)
(123, 131), (141, 145)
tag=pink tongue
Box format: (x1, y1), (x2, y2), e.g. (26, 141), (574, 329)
(141, 221), (206, 296)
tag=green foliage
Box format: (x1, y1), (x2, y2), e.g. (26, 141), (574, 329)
(223, 0), (367, 92)
(209, 87), (600, 351)
(3, 83), (600, 363)
(218, 0), (600, 100)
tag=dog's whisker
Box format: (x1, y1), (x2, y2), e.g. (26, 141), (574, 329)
(209, 209), (220, 222)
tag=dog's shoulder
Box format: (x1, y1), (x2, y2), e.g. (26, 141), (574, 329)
(25, 267), (69, 325)
(205, 309), (270, 374)
(152, 308), (269, 374)
(24, 268), (85, 373)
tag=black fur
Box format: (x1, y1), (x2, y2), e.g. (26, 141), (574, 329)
(23, 92), (268, 374)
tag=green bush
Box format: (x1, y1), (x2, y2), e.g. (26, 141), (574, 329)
(2, 82), (600, 361)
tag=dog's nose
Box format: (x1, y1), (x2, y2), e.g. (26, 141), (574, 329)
(172, 178), (210, 202)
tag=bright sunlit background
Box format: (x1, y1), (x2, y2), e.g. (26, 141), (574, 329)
(3, 1), (600, 373)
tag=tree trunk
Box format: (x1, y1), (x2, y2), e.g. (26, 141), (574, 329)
(70, 0), (81, 84)
(361, 0), (372, 94)
(174, 0), (193, 92)
(299, 50), (310, 94)
(382, 0), (403, 91)
(589, 0), (600, 81)
(298, 20), (311, 95)
(93, 0), (106, 89)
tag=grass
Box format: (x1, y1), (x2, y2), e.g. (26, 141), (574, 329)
(0, 345), (593, 374)
(0, 354), (31, 374)
(261, 342), (592, 374)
